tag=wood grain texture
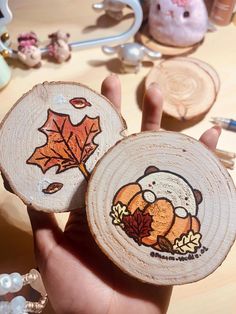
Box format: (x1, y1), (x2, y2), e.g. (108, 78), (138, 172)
(146, 58), (219, 120)
(86, 131), (236, 285)
(0, 82), (126, 212)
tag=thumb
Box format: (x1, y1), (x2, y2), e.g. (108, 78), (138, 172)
(27, 206), (63, 265)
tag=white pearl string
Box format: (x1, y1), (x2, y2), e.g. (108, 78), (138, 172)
(0, 273), (23, 295)
(0, 269), (47, 314)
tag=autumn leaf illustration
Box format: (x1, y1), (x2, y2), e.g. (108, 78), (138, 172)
(173, 230), (202, 254)
(70, 97), (92, 109)
(122, 209), (152, 245)
(27, 109), (101, 180)
(110, 202), (129, 226)
(156, 236), (175, 255)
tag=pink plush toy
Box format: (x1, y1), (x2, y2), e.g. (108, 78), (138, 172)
(47, 31), (71, 63)
(148, 0), (208, 47)
(17, 32), (42, 68)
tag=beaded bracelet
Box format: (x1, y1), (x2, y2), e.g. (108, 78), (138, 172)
(0, 269), (47, 314)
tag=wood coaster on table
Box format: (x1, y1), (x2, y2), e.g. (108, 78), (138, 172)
(136, 24), (200, 56)
(86, 132), (236, 285)
(145, 58), (219, 120)
(0, 82), (126, 212)
(172, 57), (221, 93)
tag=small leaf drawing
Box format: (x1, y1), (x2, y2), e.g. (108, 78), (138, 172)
(110, 202), (129, 226)
(27, 109), (101, 180)
(173, 230), (202, 254)
(156, 236), (175, 255)
(70, 97), (92, 109)
(122, 209), (152, 245)
(42, 182), (63, 194)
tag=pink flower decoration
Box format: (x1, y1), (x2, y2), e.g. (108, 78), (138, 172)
(172, 0), (188, 6)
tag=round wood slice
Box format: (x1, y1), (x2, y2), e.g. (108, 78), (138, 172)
(136, 24), (200, 56)
(86, 132), (236, 285)
(173, 57), (221, 94)
(145, 58), (218, 120)
(0, 82), (126, 212)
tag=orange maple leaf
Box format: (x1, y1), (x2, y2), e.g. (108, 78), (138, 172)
(27, 109), (101, 179)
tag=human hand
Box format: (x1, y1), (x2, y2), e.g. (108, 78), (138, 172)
(27, 75), (221, 314)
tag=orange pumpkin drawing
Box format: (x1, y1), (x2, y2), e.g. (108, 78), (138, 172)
(110, 167), (203, 255)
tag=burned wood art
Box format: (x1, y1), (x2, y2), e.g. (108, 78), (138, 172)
(87, 132), (236, 285)
(0, 82), (126, 212)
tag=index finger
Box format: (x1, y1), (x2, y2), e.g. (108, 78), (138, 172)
(141, 83), (163, 132)
(101, 74), (121, 113)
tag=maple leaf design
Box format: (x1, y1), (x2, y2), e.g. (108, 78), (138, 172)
(122, 209), (152, 245)
(173, 230), (202, 254)
(110, 202), (129, 227)
(27, 109), (101, 180)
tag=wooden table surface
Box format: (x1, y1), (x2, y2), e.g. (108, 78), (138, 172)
(0, 1), (235, 313)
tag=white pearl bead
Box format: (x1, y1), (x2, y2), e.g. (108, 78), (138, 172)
(10, 273), (23, 293)
(0, 301), (10, 314)
(0, 274), (11, 295)
(10, 296), (26, 314)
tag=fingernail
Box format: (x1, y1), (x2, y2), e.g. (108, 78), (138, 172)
(149, 82), (159, 88)
(109, 73), (119, 78)
(148, 82), (161, 93)
(212, 125), (222, 135)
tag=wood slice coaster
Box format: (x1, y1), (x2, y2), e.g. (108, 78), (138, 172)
(87, 132), (236, 285)
(136, 24), (200, 56)
(145, 58), (219, 120)
(171, 57), (221, 93)
(0, 82), (126, 212)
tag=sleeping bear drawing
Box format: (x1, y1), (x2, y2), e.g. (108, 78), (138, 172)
(137, 166), (202, 218)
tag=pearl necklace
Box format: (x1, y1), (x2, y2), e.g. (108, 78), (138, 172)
(0, 269), (47, 314)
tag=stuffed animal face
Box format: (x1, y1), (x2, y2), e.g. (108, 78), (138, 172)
(148, 0), (208, 47)
(17, 46), (41, 68)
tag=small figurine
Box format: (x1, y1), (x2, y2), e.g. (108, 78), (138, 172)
(17, 32), (42, 68)
(93, 0), (126, 20)
(102, 42), (161, 73)
(47, 30), (71, 63)
(148, 0), (209, 47)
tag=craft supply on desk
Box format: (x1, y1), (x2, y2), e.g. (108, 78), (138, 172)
(211, 117), (236, 132)
(210, 0), (236, 26)
(215, 148), (236, 170)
